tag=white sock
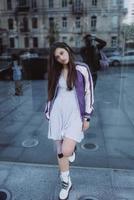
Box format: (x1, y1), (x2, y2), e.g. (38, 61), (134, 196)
(61, 171), (69, 182)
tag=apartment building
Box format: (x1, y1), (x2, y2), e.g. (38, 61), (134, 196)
(0, 0), (127, 52)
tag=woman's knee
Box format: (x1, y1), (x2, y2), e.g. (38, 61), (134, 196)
(62, 147), (73, 157)
(61, 137), (76, 157)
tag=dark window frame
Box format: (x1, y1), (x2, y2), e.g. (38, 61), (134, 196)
(49, 17), (54, 28)
(7, 0), (12, 10)
(62, 17), (67, 28)
(75, 16), (81, 28)
(24, 37), (29, 48)
(62, 0), (67, 7)
(23, 17), (29, 31)
(125, 52), (134, 56)
(92, 0), (97, 6)
(33, 37), (38, 48)
(32, 17), (38, 29)
(49, 0), (54, 8)
(8, 18), (14, 30)
(18, 0), (27, 7)
(31, 0), (37, 8)
(111, 36), (117, 47)
(91, 16), (97, 28)
(9, 37), (15, 48)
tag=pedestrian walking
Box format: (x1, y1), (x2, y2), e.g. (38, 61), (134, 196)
(12, 53), (23, 96)
(45, 42), (94, 200)
(80, 34), (106, 88)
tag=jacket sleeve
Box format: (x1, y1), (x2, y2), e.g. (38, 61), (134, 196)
(83, 66), (94, 120)
(95, 37), (107, 50)
(44, 101), (50, 120)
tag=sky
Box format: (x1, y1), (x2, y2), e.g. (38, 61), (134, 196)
(124, 0), (132, 7)
(124, 0), (134, 24)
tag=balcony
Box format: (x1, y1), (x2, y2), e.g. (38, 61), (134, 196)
(15, 6), (30, 13)
(72, 3), (84, 15)
(20, 28), (30, 33)
(0, 28), (7, 34)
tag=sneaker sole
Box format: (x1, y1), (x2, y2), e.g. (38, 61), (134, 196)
(58, 185), (72, 200)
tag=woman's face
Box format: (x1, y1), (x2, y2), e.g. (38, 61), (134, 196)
(54, 47), (69, 65)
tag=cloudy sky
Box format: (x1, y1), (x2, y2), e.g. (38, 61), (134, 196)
(124, 0), (132, 7)
(124, 0), (134, 24)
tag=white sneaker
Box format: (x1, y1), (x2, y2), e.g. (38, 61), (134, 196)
(59, 176), (72, 200)
(68, 152), (75, 163)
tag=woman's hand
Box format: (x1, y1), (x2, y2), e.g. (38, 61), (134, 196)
(82, 120), (90, 131)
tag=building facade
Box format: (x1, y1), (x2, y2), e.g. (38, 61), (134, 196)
(0, 0), (127, 52)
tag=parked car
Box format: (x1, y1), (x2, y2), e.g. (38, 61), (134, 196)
(0, 53), (11, 61)
(108, 50), (134, 66)
(20, 51), (39, 60)
(103, 48), (122, 57)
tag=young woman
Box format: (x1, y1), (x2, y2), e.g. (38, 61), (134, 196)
(45, 42), (94, 200)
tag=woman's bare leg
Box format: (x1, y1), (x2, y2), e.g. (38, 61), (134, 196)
(57, 137), (76, 172)
(56, 137), (76, 199)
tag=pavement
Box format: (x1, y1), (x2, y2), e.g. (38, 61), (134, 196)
(1, 161), (134, 200)
(0, 66), (134, 200)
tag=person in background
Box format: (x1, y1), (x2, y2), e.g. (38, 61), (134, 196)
(45, 42), (94, 200)
(12, 53), (23, 96)
(80, 34), (106, 88)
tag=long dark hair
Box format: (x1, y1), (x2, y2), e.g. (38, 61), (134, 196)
(11, 53), (21, 65)
(48, 42), (77, 101)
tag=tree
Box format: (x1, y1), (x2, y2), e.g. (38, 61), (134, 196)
(121, 23), (134, 49)
(47, 22), (59, 46)
(122, 23), (134, 40)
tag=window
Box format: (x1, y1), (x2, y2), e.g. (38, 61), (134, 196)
(0, 38), (2, 46)
(7, 0), (12, 10)
(62, 0), (67, 7)
(8, 18), (14, 30)
(112, 16), (118, 28)
(125, 52), (134, 56)
(62, 36), (67, 43)
(0, 38), (3, 53)
(91, 16), (97, 30)
(75, 0), (81, 5)
(33, 37), (38, 47)
(49, 0), (53, 8)
(111, 36), (117, 47)
(62, 17), (67, 28)
(75, 17), (81, 28)
(73, 0), (82, 13)
(31, 0), (37, 8)
(24, 37), (29, 48)
(32, 17), (38, 29)
(112, 0), (117, 6)
(9, 38), (15, 48)
(18, 0), (27, 7)
(92, 0), (97, 6)
(23, 17), (29, 31)
(49, 17), (54, 28)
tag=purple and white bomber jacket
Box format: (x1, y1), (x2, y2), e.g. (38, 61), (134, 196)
(45, 62), (94, 121)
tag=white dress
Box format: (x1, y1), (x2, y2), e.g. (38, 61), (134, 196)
(48, 75), (84, 143)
